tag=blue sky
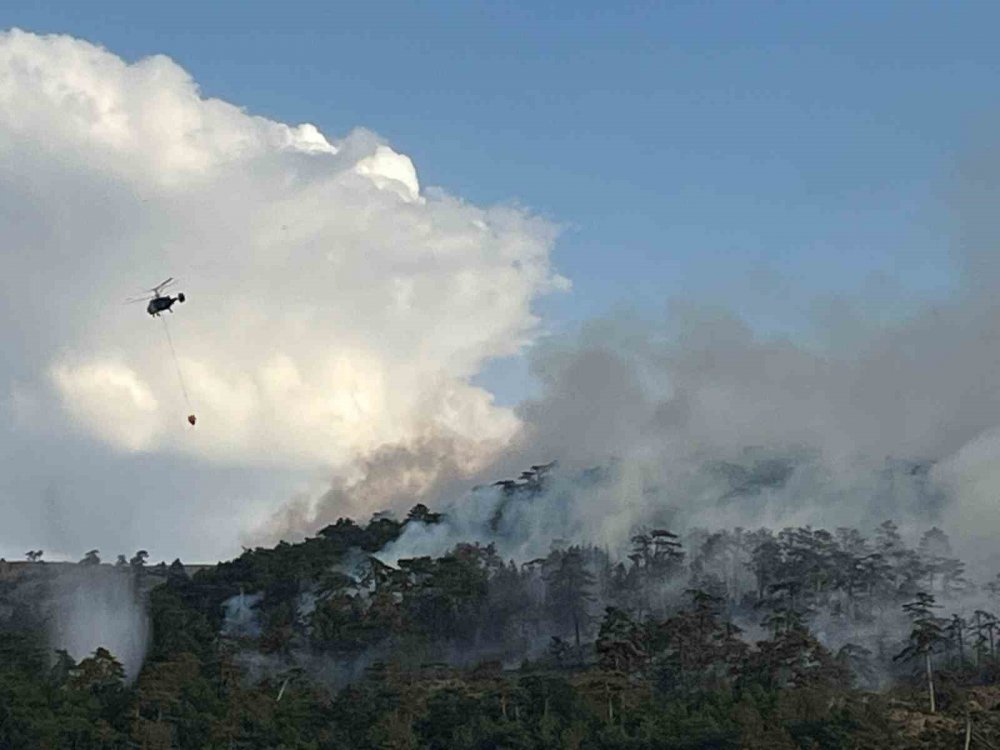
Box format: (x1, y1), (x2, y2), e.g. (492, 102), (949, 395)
(5, 1), (996, 401)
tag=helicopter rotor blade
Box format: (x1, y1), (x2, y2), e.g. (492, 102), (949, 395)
(147, 277), (175, 294)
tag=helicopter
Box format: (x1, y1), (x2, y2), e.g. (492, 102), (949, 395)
(126, 277), (197, 427)
(126, 277), (186, 317)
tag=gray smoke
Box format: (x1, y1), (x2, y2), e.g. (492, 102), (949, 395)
(245, 75), (1000, 586)
(363, 174), (1000, 572)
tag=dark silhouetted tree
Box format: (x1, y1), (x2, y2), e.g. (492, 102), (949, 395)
(79, 549), (100, 566)
(895, 592), (945, 713)
(545, 547), (596, 664)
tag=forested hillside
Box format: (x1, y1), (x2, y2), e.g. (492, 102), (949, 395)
(3, 466), (1000, 748)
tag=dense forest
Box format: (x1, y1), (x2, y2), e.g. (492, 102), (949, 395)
(3, 463), (1000, 748)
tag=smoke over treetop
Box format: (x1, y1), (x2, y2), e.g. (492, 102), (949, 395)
(329, 290), (1000, 564)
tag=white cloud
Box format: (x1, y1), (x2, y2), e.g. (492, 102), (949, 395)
(354, 144), (420, 202)
(51, 360), (161, 452)
(0, 29), (565, 551)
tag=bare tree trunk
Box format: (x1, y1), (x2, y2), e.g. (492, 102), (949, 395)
(925, 652), (936, 714)
(964, 715), (972, 750)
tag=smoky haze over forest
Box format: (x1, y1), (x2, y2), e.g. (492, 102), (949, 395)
(266, 275), (1000, 574)
(255, 114), (1000, 572)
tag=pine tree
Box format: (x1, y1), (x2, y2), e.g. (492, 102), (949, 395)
(79, 549), (101, 566)
(894, 592), (945, 713)
(544, 547), (596, 664)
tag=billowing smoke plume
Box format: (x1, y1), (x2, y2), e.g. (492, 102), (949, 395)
(372, 294), (1000, 568)
(290, 210), (1000, 571)
(0, 29), (566, 559)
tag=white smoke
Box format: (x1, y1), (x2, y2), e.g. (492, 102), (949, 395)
(379, 296), (1000, 570)
(0, 28), (567, 556)
(47, 566), (149, 680)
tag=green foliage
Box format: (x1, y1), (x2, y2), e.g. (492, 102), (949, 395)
(7, 497), (1000, 747)
(0, 634), (130, 749)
